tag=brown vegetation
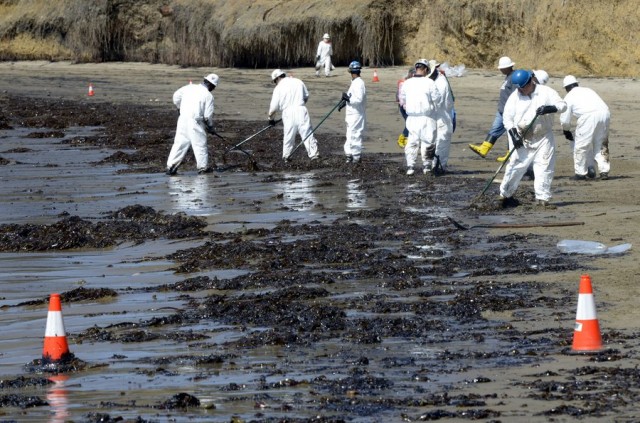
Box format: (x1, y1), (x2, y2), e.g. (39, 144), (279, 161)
(0, 0), (638, 76)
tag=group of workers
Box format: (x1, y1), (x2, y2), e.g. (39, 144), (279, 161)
(466, 56), (611, 207)
(165, 42), (611, 209)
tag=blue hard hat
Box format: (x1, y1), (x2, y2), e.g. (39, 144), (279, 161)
(511, 69), (533, 88)
(348, 61), (362, 72)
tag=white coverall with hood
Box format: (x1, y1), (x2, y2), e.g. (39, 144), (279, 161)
(500, 85), (567, 202)
(560, 86), (611, 176)
(432, 69), (455, 169)
(167, 83), (214, 171)
(399, 75), (441, 171)
(344, 75), (367, 161)
(316, 39), (333, 77)
(269, 77), (319, 160)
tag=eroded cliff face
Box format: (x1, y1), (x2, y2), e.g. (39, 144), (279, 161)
(0, 0), (637, 77)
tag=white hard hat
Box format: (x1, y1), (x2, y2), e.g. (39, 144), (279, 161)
(415, 58), (430, 68)
(428, 59), (440, 77)
(323, 33), (330, 39)
(533, 69), (549, 85)
(271, 69), (286, 82)
(497, 56), (515, 69)
(204, 73), (219, 87)
(563, 75), (578, 87)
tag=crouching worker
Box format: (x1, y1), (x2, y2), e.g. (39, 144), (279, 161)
(499, 69), (566, 208)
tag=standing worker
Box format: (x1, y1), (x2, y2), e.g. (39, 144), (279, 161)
(341, 61), (367, 163)
(398, 59), (441, 175)
(499, 69), (567, 208)
(428, 59), (455, 172)
(166, 73), (218, 175)
(396, 68), (415, 148)
(268, 69), (320, 162)
(560, 75), (611, 180)
(468, 56), (516, 159)
(315, 33), (333, 78)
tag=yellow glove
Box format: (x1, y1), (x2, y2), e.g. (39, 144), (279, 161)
(397, 134), (407, 148)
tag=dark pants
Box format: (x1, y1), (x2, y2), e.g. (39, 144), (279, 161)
(399, 105), (408, 137)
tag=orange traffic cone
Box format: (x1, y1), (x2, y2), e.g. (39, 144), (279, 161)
(372, 69), (380, 82)
(572, 274), (603, 351)
(88, 83), (95, 97)
(42, 293), (71, 363)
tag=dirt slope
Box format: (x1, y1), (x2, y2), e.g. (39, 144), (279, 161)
(0, 0), (638, 76)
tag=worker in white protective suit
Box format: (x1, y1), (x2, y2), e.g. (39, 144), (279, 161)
(504, 69), (551, 180)
(315, 33), (333, 77)
(166, 73), (218, 175)
(268, 69), (320, 162)
(428, 59), (455, 173)
(560, 75), (611, 180)
(499, 69), (567, 208)
(341, 60), (367, 163)
(398, 59), (441, 175)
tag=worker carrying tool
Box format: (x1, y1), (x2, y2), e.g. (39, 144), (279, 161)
(498, 69), (566, 208)
(341, 61), (367, 164)
(268, 69), (320, 162)
(166, 73), (219, 175)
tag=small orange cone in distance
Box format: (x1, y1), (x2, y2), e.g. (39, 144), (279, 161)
(42, 293), (71, 363)
(372, 69), (380, 82)
(572, 274), (603, 351)
(88, 83), (95, 96)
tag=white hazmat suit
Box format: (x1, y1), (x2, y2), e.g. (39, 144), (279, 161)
(431, 69), (455, 170)
(269, 76), (319, 160)
(167, 83), (215, 173)
(344, 75), (366, 161)
(560, 86), (610, 177)
(315, 37), (333, 77)
(399, 75), (441, 173)
(500, 85), (567, 202)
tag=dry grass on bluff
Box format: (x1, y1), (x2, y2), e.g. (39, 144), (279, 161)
(0, 0), (639, 76)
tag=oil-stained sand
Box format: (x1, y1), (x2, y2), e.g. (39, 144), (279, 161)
(0, 62), (639, 422)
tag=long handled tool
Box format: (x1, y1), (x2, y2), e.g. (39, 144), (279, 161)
(473, 114), (539, 201)
(210, 130), (259, 171)
(447, 216), (585, 231)
(222, 119), (281, 162)
(286, 99), (345, 160)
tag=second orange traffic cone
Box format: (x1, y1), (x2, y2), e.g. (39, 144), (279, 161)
(42, 293), (71, 363)
(372, 69), (380, 82)
(88, 83), (95, 96)
(572, 274), (603, 351)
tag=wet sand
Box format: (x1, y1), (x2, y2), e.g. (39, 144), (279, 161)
(1, 61), (640, 422)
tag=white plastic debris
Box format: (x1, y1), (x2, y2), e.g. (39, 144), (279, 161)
(557, 239), (632, 255)
(440, 62), (466, 78)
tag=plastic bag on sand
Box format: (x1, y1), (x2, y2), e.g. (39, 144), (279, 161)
(440, 62), (466, 78)
(557, 239), (632, 255)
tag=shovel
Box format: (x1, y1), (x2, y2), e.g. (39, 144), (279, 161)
(471, 115), (539, 204)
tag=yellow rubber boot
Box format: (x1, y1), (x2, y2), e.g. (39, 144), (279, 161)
(496, 151), (510, 162)
(397, 134), (407, 148)
(468, 141), (494, 158)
